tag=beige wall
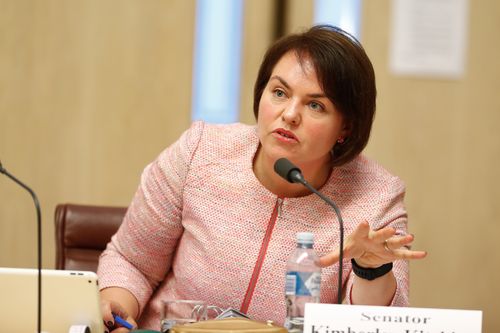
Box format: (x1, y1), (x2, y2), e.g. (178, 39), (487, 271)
(361, 1), (500, 332)
(0, 0), (195, 267)
(1, 0), (500, 331)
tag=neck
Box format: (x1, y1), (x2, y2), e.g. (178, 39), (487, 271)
(253, 147), (332, 198)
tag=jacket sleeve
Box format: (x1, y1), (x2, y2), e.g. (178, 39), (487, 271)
(344, 175), (410, 306)
(97, 121), (205, 314)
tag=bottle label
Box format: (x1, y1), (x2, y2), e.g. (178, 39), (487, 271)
(285, 271), (321, 297)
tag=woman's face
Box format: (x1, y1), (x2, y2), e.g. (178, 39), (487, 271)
(257, 51), (347, 171)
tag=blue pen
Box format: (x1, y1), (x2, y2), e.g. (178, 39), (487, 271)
(113, 313), (134, 330)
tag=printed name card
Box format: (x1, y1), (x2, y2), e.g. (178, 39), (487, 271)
(304, 303), (482, 333)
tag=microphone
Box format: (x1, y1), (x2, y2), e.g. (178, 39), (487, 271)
(0, 160), (43, 333)
(274, 157), (344, 305)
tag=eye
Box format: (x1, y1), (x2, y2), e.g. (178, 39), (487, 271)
(273, 89), (286, 98)
(309, 101), (325, 112)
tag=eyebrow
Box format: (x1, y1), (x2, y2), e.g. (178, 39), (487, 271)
(269, 75), (327, 99)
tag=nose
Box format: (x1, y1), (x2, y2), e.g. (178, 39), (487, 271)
(281, 101), (301, 126)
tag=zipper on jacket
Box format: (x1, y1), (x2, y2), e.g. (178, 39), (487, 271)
(277, 197), (283, 218)
(240, 197), (283, 314)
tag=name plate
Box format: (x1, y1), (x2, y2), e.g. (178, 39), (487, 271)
(304, 303), (482, 333)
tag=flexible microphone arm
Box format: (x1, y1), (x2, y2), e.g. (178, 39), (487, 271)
(274, 158), (344, 305)
(0, 160), (42, 333)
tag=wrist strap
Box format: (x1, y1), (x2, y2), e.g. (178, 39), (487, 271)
(351, 259), (393, 281)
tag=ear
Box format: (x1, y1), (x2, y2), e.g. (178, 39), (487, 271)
(340, 120), (352, 139)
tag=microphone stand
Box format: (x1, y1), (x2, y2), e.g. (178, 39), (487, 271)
(274, 158), (344, 304)
(293, 178), (344, 305)
(0, 161), (42, 333)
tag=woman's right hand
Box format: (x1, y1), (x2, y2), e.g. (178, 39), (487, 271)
(100, 287), (140, 333)
(101, 298), (138, 333)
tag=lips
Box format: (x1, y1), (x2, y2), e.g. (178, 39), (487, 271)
(273, 128), (299, 142)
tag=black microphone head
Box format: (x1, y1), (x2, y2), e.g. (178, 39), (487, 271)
(274, 158), (303, 184)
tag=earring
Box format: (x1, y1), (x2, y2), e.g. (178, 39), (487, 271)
(337, 137), (345, 144)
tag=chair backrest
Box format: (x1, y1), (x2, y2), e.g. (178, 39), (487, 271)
(54, 203), (127, 272)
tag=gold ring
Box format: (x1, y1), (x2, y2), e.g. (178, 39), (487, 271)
(383, 240), (391, 252)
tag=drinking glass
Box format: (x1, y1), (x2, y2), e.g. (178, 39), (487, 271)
(160, 300), (207, 333)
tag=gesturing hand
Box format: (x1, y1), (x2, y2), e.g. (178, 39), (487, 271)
(318, 221), (427, 269)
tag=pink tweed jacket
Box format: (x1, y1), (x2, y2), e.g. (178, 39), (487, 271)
(97, 121), (409, 330)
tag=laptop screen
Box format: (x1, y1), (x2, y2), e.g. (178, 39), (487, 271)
(0, 267), (105, 333)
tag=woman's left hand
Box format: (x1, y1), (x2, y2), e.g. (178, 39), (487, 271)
(318, 221), (427, 269)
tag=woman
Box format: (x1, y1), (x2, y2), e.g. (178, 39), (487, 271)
(98, 25), (426, 332)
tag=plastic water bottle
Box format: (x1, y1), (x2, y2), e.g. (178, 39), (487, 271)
(284, 232), (321, 333)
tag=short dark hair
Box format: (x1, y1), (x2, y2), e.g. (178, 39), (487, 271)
(253, 25), (377, 166)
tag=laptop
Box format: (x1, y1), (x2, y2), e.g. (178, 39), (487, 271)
(0, 267), (105, 333)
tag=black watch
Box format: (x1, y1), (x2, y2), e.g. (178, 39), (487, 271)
(351, 259), (393, 281)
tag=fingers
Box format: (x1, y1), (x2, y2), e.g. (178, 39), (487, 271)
(102, 300), (136, 332)
(391, 248), (427, 260)
(352, 220), (371, 237)
(319, 221), (427, 268)
(319, 221), (392, 267)
(381, 232), (427, 261)
(356, 221), (398, 244)
(318, 249), (340, 267)
(318, 220), (370, 267)
(375, 232), (427, 261)
(107, 319), (137, 333)
(124, 316), (138, 331)
(101, 300), (115, 329)
(372, 225), (397, 243)
(385, 233), (414, 250)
